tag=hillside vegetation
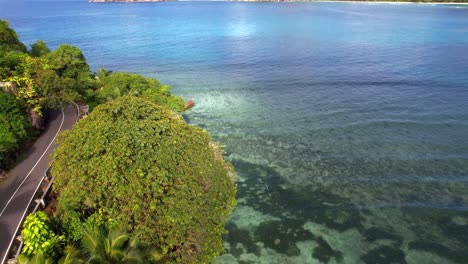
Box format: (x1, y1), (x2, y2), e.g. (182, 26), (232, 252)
(0, 19), (184, 170)
(1, 19), (237, 263)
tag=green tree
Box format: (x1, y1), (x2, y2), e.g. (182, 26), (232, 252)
(0, 51), (23, 79)
(52, 96), (236, 263)
(47, 44), (89, 79)
(0, 19), (27, 53)
(3, 44), (94, 124)
(35, 67), (82, 109)
(0, 20), (25, 79)
(0, 91), (31, 167)
(30, 40), (51, 57)
(7, 54), (49, 128)
(46, 44), (94, 99)
(96, 72), (185, 111)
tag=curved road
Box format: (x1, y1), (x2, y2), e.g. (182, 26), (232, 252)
(0, 105), (77, 263)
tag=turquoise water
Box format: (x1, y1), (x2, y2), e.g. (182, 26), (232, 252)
(2, 1), (468, 263)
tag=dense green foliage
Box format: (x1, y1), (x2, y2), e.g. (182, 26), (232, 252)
(0, 51), (22, 79)
(1, 20), (93, 124)
(58, 209), (111, 244)
(19, 211), (141, 264)
(38, 44), (94, 108)
(52, 96), (236, 263)
(1, 19), (232, 263)
(30, 40), (50, 57)
(96, 72), (185, 111)
(47, 44), (90, 81)
(20, 211), (64, 259)
(0, 20), (27, 53)
(0, 91), (31, 165)
(0, 19), (185, 170)
(18, 251), (54, 264)
(0, 19), (185, 117)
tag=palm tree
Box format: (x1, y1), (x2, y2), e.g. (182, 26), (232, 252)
(96, 68), (112, 80)
(81, 227), (142, 264)
(59, 245), (86, 264)
(17, 251), (54, 264)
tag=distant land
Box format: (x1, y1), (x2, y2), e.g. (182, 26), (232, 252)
(89, 0), (174, 2)
(89, 0), (468, 3)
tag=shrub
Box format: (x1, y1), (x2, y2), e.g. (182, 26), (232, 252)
(20, 211), (64, 259)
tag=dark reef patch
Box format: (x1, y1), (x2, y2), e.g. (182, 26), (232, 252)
(437, 214), (468, 247)
(231, 159), (286, 217)
(363, 227), (403, 246)
(316, 208), (364, 232)
(409, 241), (468, 264)
(231, 159), (365, 234)
(224, 222), (260, 257)
(312, 236), (343, 263)
(274, 185), (346, 211)
(273, 186), (365, 232)
(361, 246), (407, 264)
(254, 219), (315, 256)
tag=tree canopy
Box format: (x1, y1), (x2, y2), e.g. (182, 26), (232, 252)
(0, 20), (232, 263)
(0, 20), (27, 53)
(96, 72), (185, 111)
(52, 96), (236, 263)
(30, 40), (50, 57)
(0, 18), (188, 171)
(0, 91), (31, 165)
(0, 19), (94, 131)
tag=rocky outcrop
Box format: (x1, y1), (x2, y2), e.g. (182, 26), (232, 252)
(0, 81), (17, 94)
(28, 108), (44, 129)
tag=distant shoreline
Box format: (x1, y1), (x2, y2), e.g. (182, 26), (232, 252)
(89, 0), (468, 4)
(291, 0), (468, 3)
(89, 0), (175, 2)
(228, 0), (468, 3)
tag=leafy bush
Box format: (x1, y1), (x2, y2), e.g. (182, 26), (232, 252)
(52, 96), (236, 263)
(20, 211), (64, 259)
(58, 207), (115, 244)
(58, 210), (84, 243)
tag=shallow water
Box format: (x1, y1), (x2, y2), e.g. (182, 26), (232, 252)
(2, 1), (468, 263)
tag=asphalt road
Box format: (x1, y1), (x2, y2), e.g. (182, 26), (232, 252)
(0, 105), (77, 263)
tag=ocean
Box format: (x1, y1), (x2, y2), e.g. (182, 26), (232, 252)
(1, 0), (468, 263)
